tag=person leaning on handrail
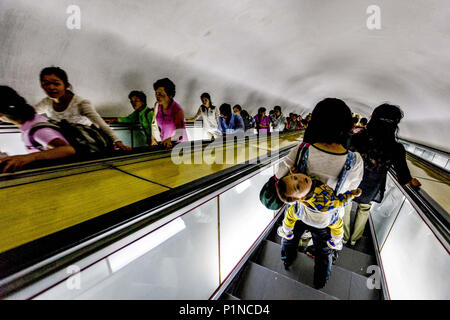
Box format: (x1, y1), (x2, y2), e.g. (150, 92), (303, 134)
(0, 86), (76, 173)
(153, 78), (188, 149)
(218, 103), (245, 136)
(106, 90), (159, 146)
(186, 92), (220, 140)
(254, 107), (270, 134)
(35, 66), (131, 151)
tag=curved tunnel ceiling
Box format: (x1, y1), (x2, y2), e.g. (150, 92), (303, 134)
(1, 0), (449, 151)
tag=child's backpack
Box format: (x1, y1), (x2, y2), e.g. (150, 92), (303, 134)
(28, 119), (115, 155)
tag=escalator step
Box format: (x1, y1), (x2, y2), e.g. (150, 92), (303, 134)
(234, 262), (337, 300)
(266, 226), (376, 270)
(334, 246), (377, 276)
(252, 240), (381, 300)
(348, 235), (375, 256)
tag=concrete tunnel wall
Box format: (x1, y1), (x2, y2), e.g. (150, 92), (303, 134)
(1, 0), (449, 152)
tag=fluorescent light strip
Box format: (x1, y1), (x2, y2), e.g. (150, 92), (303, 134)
(108, 218), (186, 273)
(235, 180), (251, 194)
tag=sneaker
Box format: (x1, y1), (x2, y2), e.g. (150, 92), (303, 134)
(327, 239), (343, 250)
(301, 231), (312, 240)
(277, 226), (294, 240)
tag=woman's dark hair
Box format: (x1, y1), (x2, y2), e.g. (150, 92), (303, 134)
(220, 103), (233, 125)
(153, 78), (176, 97)
(303, 98), (353, 145)
(128, 90), (147, 106)
(200, 92), (211, 103)
(352, 103), (404, 169)
(241, 109), (250, 119)
(0, 86), (36, 122)
(200, 92), (213, 111)
(40, 66), (71, 88)
(370, 103), (403, 125)
(233, 104), (242, 112)
(274, 105), (281, 112)
(366, 103), (403, 142)
(219, 103), (232, 117)
(257, 107), (266, 117)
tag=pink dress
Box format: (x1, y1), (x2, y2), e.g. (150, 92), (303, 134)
(254, 115), (270, 133)
(156, 100), (188, 142)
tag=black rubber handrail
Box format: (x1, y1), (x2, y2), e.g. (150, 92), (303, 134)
(0, 130), (298, 187)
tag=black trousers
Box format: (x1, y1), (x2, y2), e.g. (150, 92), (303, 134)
(281, 220), (333, 289)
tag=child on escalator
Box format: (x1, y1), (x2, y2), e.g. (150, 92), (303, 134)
(275, 172), (362, 250)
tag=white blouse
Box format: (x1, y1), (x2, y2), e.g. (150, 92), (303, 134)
(276, 143), (364, 193)
(35, 95), (120, 142)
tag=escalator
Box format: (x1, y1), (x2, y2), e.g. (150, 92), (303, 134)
(218, 139), (449, 300)
(0, 133), (448, 300)
(218, 207), (381, 300)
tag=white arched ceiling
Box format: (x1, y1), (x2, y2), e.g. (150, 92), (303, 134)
(1, 0), (449, 151)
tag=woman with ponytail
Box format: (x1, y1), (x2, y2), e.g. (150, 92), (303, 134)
(343, 103), (421, 245)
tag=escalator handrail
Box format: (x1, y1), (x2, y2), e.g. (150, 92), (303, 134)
(0, 131), (300, 188)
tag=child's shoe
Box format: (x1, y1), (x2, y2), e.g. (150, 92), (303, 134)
(277, 226), (294, 240)
(327, 238), (343, 250)
(301, 231), (312, 240)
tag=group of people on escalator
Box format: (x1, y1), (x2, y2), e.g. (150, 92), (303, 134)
(0, 68), (187, 172)
(0, 66), (422, 290)
(260, 97), (421, 289)
(0, 66), (303, 173)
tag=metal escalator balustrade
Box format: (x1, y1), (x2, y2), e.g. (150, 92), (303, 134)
(219, 140), (450, 300)
(399, 138), (450, 172)
(3, 132), (447, 300)
(0, 132), (302, 299)
(368, 158), (450, 299)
